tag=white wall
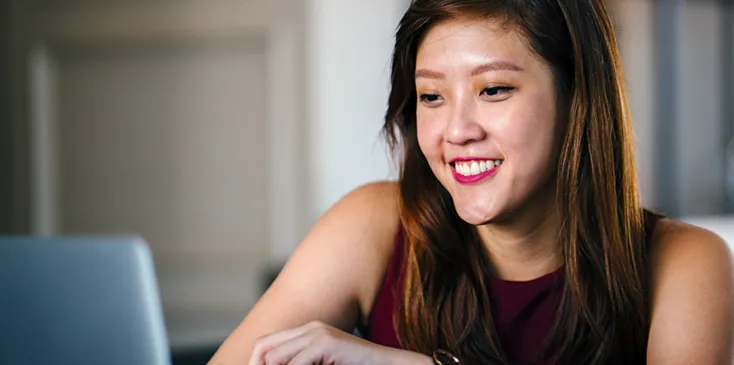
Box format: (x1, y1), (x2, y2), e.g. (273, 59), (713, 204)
(306, 0), (409, 219)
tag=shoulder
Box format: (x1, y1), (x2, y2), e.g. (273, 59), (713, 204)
(309, 180), (401, 246)
(648, 217), (732, 283)
(293, 180), (403, 316)
(647, 218), (734, 364)
(298, 180), (401, 269)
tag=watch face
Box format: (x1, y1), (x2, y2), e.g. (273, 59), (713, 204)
(433, 349), (461, 365)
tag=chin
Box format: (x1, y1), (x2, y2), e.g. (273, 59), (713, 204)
(454, 204), (502, 226)
(445, 185), (503, 225)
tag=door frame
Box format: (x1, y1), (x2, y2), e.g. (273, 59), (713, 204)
(14, 0), (309, 260)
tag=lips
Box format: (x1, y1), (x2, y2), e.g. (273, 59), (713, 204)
(450, 158), (502, 184)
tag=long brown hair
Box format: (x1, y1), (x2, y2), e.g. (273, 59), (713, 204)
(382, 0), (646, 363)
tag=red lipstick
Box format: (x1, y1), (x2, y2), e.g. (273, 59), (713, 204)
(450, 159), (501, 184)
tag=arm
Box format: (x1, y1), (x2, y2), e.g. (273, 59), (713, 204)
(207, 182), (431, 365)
(647, 220), (734, 364)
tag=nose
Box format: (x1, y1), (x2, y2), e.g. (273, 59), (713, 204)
(444, 93), (486, 145)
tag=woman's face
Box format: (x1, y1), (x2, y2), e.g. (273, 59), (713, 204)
(415, 16), (564, 225)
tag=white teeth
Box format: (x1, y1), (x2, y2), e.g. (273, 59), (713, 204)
(454, 160), (503, 176)
(470, 161), (480, 175)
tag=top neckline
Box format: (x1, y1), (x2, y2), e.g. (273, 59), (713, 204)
(488, 265), (565, 288)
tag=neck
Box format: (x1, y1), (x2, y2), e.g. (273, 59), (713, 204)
(476, 199), (563, 281)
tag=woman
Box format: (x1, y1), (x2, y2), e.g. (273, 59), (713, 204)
(209, 0), (733, 364)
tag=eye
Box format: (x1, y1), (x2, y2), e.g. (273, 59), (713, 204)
(480, 86), (514, 100)
(419, 93), (444, 106)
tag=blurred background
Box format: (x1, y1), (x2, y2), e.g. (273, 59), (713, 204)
(0, 0), (732, 364)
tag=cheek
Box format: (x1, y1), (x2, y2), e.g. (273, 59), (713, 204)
(518, 121), (558, 159)
(498, 104), (560, 171)
(416, 113), (444, 159)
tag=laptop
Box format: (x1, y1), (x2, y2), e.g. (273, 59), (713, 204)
(0, 236), (171, 365)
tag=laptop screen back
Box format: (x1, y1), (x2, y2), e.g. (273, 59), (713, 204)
(0, 236), (171, 365)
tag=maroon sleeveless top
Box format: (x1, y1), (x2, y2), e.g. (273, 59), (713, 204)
(362, 211), (662, 364)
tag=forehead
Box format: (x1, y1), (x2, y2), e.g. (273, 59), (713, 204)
(415, 16), (537, 71)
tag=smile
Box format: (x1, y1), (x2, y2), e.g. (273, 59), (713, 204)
(450, 159), (503, 184)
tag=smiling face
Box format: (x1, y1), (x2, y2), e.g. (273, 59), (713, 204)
(415, 16), (565, 225)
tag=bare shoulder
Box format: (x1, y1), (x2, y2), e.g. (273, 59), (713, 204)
(649, 218), (732, 283)
(269, 179), (403, 318)
(647, 218), (734, 364)
(289, 180), (403, 309)
(290, 180), (402, 315)
(208, 181), (402, 364)
(306, 180), (401, 250)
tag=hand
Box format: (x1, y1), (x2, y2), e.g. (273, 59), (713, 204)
(248, 320), (432, 365)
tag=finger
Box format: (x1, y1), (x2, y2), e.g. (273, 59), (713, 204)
(284, 343), (327, 365)
(261, 332), (314, 365)
(248, 321), (324, 365)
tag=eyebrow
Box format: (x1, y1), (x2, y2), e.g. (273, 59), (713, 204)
(415, 61), (523, 79)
